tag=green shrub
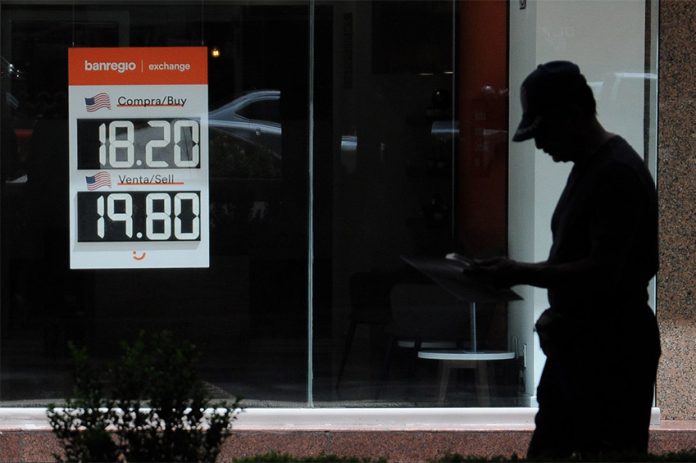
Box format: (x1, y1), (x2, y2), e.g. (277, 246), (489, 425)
(47, 331), (241, 462)
(433, 454), (520, 463)
(233, 452), (387, 463)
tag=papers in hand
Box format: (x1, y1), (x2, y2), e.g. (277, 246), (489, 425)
(445, 252), (475, 269)
(402, 255), (522, 303)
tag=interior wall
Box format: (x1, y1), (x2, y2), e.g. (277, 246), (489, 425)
(508, 0), (540, 406)
(507, 0), (647, 405)
(456, 0), (508, 257)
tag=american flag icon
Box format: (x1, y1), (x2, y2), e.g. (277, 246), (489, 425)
(86, 171), (112, 190)
(85, 93), (111, 112)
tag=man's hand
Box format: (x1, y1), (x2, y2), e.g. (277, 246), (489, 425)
(463, 257), (523, 288)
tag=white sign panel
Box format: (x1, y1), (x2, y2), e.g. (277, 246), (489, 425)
(68, 47), (209, 269)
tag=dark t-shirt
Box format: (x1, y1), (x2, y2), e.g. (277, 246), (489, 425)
(546, 136), (658, 349)
(532, 136), (659, 457)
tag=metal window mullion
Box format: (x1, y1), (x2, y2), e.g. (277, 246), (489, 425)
(306, 0), (316, 408)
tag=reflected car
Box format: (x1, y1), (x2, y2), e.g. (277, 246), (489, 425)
(209, 89), (282, 159)
(340, 134), (357, 154)
(209, 89), (358, 160)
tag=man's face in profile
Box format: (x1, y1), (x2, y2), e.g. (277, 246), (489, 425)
(532, 117), (578, 163)
(521, 87), (582, 163)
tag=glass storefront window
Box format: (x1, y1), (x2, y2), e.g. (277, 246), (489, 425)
(315, 0), (513, 406)
(1, 2), (312, 406)
(0, 0), (658, 410)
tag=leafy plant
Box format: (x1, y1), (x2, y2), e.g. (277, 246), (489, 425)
(47, 346), (117, 462)
(47, 331), (241, 462)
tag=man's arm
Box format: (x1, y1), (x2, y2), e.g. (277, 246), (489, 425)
(469, 162), (651, 289)
(467, 256), (596, 289)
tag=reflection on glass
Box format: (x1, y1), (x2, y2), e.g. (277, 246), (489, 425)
(209, 90), (283, 163)
(0, 0), (522, 409)
(313, 1), (516, 407)
(0, 2), (310, 406)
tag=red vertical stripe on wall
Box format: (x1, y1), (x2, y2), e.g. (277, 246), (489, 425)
(457, 0), (508, 256)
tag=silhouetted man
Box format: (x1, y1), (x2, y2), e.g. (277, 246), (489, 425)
(469, 61), (661, 459)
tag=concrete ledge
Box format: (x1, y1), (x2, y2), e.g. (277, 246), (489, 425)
(234, 408), (538, 430)
(0, 407), (659, 431)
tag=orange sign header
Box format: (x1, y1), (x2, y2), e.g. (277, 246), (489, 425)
(69, 47), (207, 86)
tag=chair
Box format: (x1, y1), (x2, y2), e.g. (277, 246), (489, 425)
(381, 283), (471, 384)
(335, 272), (393, 388)
(396, 255), (520, 404)
(417, 349), (515, 405)
(416, 300), (515, 405)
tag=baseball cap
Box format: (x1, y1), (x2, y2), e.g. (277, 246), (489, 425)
(512, 61), (594, 142)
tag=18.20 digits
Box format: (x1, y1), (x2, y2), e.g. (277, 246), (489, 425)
(76, 118), (200, 170)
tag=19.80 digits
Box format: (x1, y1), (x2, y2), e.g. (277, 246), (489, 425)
(77, 191), (201, 242)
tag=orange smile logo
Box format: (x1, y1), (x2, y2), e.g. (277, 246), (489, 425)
(132, 251), (147, 261)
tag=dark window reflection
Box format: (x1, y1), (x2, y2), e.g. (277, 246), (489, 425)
(0, 3), (310, 406)
(313, 1), (516, 407)
(0, 0), (514, 408)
